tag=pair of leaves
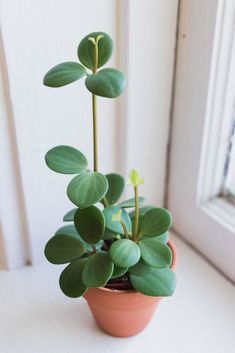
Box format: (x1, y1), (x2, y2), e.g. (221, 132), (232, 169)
(46, 223), (104, 264)
(129, 260), (176, 297)
(108, 237), (172, 269)
(46, 146), (125, 208)
(43, 32), (126, 98)
(55, 224), (95, 251)
(60, 252), (114, 297)
(46, 145), (109, 208)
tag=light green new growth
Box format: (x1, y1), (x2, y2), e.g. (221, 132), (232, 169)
(127, 169), (144, 187)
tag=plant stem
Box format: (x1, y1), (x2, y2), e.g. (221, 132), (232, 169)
(92, 245), (97, 254)
(134, 186), (139, 241)
(120, 220), (129, 239)
(90, 36), (108, 208)
(92, 93), (98, 172)
(102, 196), (108, 207)
(91, 37), (99, 172)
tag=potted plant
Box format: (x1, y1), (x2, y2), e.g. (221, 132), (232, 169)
(43, 31), (177, 337)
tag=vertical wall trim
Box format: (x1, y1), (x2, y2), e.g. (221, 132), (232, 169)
(0, 29), (31, 269)
(164, 0), (181, 208)
(115, 0), (130, 177)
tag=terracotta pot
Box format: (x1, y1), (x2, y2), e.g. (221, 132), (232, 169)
(83, 240), (176, 337)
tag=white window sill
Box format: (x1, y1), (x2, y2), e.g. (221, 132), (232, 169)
(1, 233), (235, 353)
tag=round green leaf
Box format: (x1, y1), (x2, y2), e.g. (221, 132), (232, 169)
(82, 252), (114, 287)
(85, 68), (126, 98)
(109, 239), (141, 267)
(45, 145), (88, 174)
(77, 32), (113, 69)
(119, 197), (145, 208)
(55, 224), (79, 238)
(43, 62), (87, 87)
(103, 205), (132, 235)
(44, 234), (84, 264)
(130, 267), (176, 297)
(59, 258), (87, 298)
(129, 258), (152, 276)
(55, 225), (103, 252)
(63, 208), (78, 222)
(55, 224), (94, 251)
(74, 206), (104, 244)
(67, 172), (108, 208)
(139, 238), (172, 268)
(111, 265), (128, 279)
(142, 232), (169, 244)
(140, 208), (172, 236)
(105, 173), (125, 205)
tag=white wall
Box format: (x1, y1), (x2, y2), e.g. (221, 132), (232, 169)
(0, 0), (178, 267)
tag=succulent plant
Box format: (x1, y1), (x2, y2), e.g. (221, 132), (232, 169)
(44, 31), (176, 298)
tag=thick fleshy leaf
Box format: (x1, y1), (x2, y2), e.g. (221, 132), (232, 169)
(103, 205), (132, 235)
(119, 197), (145, 208)
(74, 206), (104, 244)
(82, 252), (114, 287)
(45, 146), (88, 174)
(130, 205), (156, 234)
(109, 239), (141, 267)
(59, 258), (87, 298)
(43, 62), (87, 87)
(67, 172), (108, 208)
(139, 238), (172, 268)
(142, 232), (169, 244)
(77, 32), (113, 69)
(130, 267), (176, 297)
(140, 208), (172, 236)
(55, 225), (79, 238)
(105, 173), (125, 205)
(44, 234), (84, 264)
(111, 265), (128, 279)
(85, 68), (126, 98)
(55, 225), (103, 251)
(129, 258), (152, 276)
(63, 208), (78, 222)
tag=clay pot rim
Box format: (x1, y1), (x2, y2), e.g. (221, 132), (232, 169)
(96, 239), (177, 295)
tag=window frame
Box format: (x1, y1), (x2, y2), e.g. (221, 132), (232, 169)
(168, 0), (235, 281)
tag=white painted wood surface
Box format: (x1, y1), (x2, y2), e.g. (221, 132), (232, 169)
(168, 0), (235, 281)
(0, 32), (30, 269)
(121, 0), (178, 204)
(0, 0), (178, 266)
(0, 233), (234, 353)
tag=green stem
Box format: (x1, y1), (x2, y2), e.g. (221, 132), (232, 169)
(90, 35), (108, 208)
(92, 93), (98, 172)
(134, 186), (139, 241)
(120, 220), (129, 239)
(102, 196), (108, 208)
